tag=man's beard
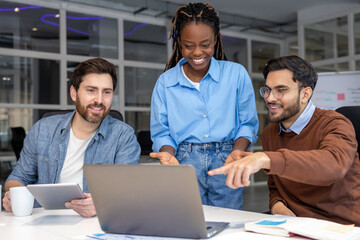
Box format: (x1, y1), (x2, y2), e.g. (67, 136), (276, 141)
(268, 95), (300, 123)
(76, 97), (110, 124)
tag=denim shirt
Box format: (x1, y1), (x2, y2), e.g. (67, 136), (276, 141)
(7, 111), (140, 197)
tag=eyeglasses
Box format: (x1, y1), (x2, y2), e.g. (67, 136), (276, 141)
(259, 86), (303, 100)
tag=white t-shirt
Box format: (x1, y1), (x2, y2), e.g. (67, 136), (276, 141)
(58, 128), (96, 190)
(181, 65), (200, 91)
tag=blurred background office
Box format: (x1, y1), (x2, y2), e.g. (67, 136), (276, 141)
(0, 0), (359, 211)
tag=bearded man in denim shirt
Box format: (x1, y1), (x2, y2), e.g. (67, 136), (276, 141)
(2, 58), (140, 217)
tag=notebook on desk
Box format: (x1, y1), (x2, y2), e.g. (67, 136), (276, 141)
(84, 164), (229, 239)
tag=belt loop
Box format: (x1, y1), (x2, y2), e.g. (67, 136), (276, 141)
(216, 142), (220, 154)
(187, 143), (192, 153)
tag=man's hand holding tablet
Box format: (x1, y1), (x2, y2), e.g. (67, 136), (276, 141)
(65, 192), (96, 218)
(26, 183), (96, 217)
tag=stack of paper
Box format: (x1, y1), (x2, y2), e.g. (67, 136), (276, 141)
(245, 217), (360, 240)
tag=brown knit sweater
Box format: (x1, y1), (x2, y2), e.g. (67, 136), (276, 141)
(263, 108), (360, 226)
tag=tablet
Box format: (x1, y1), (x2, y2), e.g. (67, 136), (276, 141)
(26, 183), (85, 209)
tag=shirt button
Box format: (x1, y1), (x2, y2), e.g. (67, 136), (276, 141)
(203, 114), (207, 118)
(205, 134), (208, 138)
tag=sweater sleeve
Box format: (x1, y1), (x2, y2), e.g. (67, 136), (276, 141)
(268, 174), (288, 210)
(265, 114), (358, 186)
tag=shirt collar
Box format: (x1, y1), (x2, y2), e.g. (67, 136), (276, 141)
(60, 110), (109, 139)
(165, 57), (220, 88)
(207, 57), (220, 82)
(96, 114), (110, 139)
(60, 110), (76, 134)
(279, 100), (316, 135)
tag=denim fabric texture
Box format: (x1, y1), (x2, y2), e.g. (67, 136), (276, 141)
(6, 111), (140, 207)
(176, 140), (243, 210)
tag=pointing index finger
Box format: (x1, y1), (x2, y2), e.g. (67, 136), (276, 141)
(208, 165), (229, 176)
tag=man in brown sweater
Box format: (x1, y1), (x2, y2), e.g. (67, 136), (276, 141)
(209, 55), (360, 226)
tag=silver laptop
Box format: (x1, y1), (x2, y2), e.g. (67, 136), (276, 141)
(84, 164), (229, 239)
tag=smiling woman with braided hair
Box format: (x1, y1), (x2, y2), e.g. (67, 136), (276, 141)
(150, 2), (258, 210)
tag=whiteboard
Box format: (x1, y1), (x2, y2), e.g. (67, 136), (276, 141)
(312, 71), (360, 110)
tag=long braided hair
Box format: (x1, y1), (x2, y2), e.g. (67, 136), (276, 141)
(165, 3), (226, 71)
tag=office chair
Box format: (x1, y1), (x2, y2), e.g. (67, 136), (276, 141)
(335, 106), (360, 155)
(41, 109), (124, 121)
(10, 127), (26, 160)
(137, 130), (153, 155)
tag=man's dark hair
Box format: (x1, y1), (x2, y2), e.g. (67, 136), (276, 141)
(71, 58), (117, 91)
(263, 55), (318, 90)
(165, 3), (226, 71)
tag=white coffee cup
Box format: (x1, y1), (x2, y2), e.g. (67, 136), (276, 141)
(10, 186), (34, 217)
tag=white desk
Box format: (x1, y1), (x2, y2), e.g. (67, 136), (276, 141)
(0, 206), (305, 240)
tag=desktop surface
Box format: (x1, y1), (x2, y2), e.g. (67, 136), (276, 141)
(0, 206), (312, 240)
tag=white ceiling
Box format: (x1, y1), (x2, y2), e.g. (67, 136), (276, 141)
(162, 0), (360, 23)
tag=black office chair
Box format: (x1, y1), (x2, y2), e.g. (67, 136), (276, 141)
(10, 127), (26, 160)
(335, 106), (360, 155)
(137, 130), (153, 155)
(41, 109), (123, 121)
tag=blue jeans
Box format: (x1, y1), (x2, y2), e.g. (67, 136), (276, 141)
(175, 141), (243, 210)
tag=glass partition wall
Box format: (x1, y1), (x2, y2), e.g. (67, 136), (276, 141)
(300, 9), (360, 72)
(0, 1), (168, 152)
(355, 13), (360, 70)
(0, 0), (284, 184)
(355, 13), (360, 55)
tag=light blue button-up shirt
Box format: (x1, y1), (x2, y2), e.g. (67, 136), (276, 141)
(279, 100), (316, 134)
(151, 57), (259, 152)
(7, 111), (140, 203)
